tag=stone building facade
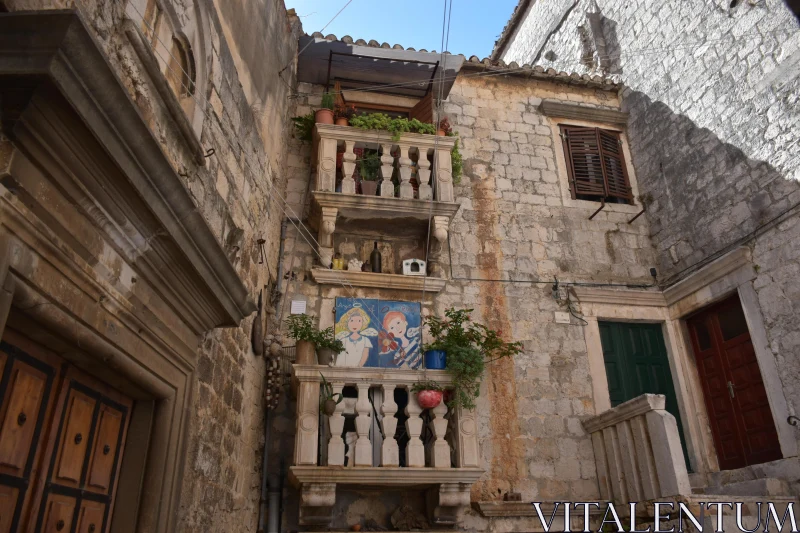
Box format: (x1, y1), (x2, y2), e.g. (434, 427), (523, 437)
(0, 1), (797, 532)
(0, 0), (298, 531)
(492, 0), (800, 506)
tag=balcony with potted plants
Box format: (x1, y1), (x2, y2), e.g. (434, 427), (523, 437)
(288, 307), (523, 529)
(295, 93), (463, 291)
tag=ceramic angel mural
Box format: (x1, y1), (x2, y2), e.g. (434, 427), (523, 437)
(333, 298), (422, 369)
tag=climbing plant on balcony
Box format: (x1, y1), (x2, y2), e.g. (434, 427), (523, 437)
(425, 308), (523, 410)
(349, 112), (436, 141)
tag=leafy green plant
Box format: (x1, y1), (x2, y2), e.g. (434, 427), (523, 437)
(349, 112), (436, 141)
(450, 135), (463, 185)
(315, 326), (344, 352)
(359, 151), (382, 181)
(320, 92), (335, 110)
(284, 313), (317, 342)
(424, 308), (523, 410)
(291, 113), (315, 142)
(410, 379), (445, 393)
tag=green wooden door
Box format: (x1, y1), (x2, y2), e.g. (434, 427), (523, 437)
(599, 321), (691, 470)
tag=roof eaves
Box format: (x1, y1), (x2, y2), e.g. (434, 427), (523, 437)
(490, 0), (532, 61)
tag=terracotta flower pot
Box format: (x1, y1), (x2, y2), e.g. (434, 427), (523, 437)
(322, 398), (338, 416)
(295, 339), (317, 365)
(416, 389), (443, 409)
(436, 129), (446, 136)
(315, 108), (334, 124)
(335, 117), (349, 126)
(317, 346), (336, 366)
(360, 180), (378, 196)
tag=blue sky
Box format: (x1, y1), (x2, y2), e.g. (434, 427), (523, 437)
(285, 0), (520, 59)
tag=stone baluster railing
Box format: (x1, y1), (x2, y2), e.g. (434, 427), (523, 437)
(313, 124), (455, 202)
(292, 365), (479, 469)
(582, 394), (691, 503)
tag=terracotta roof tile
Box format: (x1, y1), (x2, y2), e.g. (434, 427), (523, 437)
(301, 31), (622, 90)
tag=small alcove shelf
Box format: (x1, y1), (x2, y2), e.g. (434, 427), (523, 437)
(310, 268), (446, 292)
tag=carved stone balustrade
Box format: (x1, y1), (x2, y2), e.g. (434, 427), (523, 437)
(582, 394), (691, 504)
(310, 124), (460, 270)
(290, 365), (483, 529)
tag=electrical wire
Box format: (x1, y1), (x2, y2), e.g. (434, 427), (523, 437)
(287, 27), (794, 99)
(278, 0), (355, 75)
(420, 0), (454, 310)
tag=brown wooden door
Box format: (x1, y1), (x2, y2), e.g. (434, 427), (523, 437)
(687, 294), (782, 470)
(0, 329), (131, 533)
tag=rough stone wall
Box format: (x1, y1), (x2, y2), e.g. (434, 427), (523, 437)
(279, 74), (658, 531)
(3, 0), (299, 530)
(500, 0), (800, 439)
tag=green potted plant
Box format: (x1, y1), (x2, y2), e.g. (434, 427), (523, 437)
(315, 326), (344, 366)
(358, 151), (382, 196)
(320, 372), (344, 416)
(291, 112), (315, 142)
(424, 308), (523, 410)
(437, 115), (452, 136)
(410, 379), (445, 409)
(334, 103), (356, 126)
(284, 313), (318, 365)
(315, 92), (335, 124)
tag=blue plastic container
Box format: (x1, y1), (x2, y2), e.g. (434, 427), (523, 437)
(424, 349), (447, 369)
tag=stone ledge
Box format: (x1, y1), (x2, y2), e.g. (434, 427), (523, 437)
(582, 393), (665, 434)
(663, 246), (752, 305)
(475, 501), (610, 517)
(289, 466), (484, 486)
(539, 99), (629, 126)
(573, 287), (666, 307)
(312, 191), (461, 221)
(293, 365), (455, 386)
(311, 268), (447, 292)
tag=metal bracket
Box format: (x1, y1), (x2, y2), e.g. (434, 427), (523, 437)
(627, 204), (646, 224)
(588, 198), (606, 220)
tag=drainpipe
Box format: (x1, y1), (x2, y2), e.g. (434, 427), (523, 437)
(273, 218), (289, 314)
(257, 407), (272, 533)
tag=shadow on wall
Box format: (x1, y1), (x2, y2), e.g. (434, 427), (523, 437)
(622, 90), (800, 283)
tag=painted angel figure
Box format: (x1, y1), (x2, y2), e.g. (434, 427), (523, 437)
(377, 311), (421, 369)
(334, 307), (378, 367)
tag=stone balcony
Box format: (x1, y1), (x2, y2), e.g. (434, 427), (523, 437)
(310, 124), (460, 270)
(290, 365), (483, 529)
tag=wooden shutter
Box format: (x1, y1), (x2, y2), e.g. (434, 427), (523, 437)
(409, 92), (433, 124)
(598, 129), (632, 201)
(561, 126), (632, 202)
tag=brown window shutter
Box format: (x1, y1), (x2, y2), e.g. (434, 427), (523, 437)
(561, 126), (607, 198)
(597, 129), (632, 201)
(409, 92), (433, 124)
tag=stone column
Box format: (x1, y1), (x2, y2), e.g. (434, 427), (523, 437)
(454, 406), (479, 468)
(341, 139), (357, 194)
(294, 379), (320, 466)
(316, 136), (337, 192)
(381, 383), (399, 466)
(417, 148), (432, 200)
(354, 383), (372, 466)
(327, 382), (346, 466)
(379, 143), (395, 197)
(434, 146), (453, 202)
(405, 391), (425, 467)
(430, 399), (450, 468)
(397, 144), (414, 199)
(317, 207), (337, 268)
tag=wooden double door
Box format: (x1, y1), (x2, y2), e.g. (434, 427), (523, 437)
(687, 294), (781, 471)
(0, 329), (131, 533)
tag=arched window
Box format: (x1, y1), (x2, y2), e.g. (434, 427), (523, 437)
(167, 36), (196, 98)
